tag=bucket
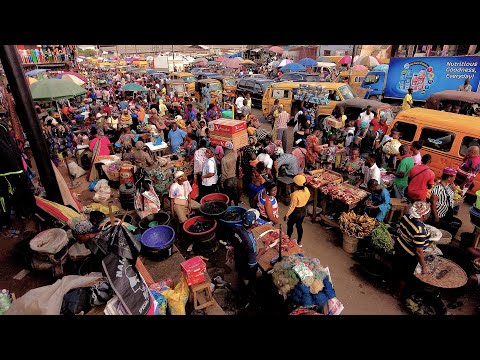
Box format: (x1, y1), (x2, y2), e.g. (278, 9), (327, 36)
(199, 201), (228, 218)
(141, 225), (175, 260)
(470, 205), (480, 227)
(476, 190), (480, 209)
(183, 216), (218, 254)
(218, 206), (247, 231)
(342, 233), (360, 254)
(200, 193), (230, 205)
(139, 212), (170, 231)
(119, 165), (134, 185)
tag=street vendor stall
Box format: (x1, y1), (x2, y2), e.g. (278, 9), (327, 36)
(304, 169), (343, 222)
(319, 181), (370, 228)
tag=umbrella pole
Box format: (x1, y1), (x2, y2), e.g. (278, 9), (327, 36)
(349, 45), (356, 85)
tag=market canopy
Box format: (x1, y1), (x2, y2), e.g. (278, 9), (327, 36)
(120, 83), (147, 92)
(280, 63), (306, 72)
(222, 57), (242, 69)
(298, 57), (317, 67)
(338, 55), (352, 65)
(61, 71), (88, 83)
(240, 59), (255, 65)
(269, 46), (284, 54)
(277, 59), (293, 68)
(354, 55), (380, 67)
(56, 74), (85, 86)
(29, 78), (87, 101)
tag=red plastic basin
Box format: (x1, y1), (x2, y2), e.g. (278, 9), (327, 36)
(200, 193), (230, 205)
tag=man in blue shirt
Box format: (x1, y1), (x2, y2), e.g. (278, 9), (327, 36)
(183, 103), (197, 121)
(118, 98), (129, 111)
(201, 83), (211, 110)
(364, 179), (391, 221)
(168, 121), (187, 153)
(231, 211), (267, 306)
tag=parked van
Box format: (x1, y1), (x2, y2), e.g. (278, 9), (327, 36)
(262, 81), (356, 119)
(388, 108), (480, 194)
(170, 72), (195, 94)
(165, 79), (187, 98)
(194, 79), (222, 105)
(334, 70), (368, 98)
(425, 90), (480, 115)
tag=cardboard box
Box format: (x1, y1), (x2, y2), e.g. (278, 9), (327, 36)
(208, 119), (247, 135)
(326, 117), (343, 129)
(210, 133), (249, 150)
(211, 129), (247, 139)
(180, 256), (206, 286)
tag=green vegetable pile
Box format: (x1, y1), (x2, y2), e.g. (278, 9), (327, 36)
(371, 223), (394, 253)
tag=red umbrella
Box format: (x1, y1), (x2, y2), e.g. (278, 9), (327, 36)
(269, 46), (284, 54)
(222, 58), (242, 69)
(60, 71), (88, 83)
(35, 196), (81, 226)
(215, 56), (226, 62)
(351, 64), (369, 71)
(338, 55), (352, 65)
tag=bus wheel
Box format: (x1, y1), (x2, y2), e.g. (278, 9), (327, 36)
(368, 95), (379, 100)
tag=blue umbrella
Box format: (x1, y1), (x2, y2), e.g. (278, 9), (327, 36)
(25, 69), (47, 76)
(372, 64), (389, 72)
(280, 63), (306, 72)
(298, 57), (317, 67)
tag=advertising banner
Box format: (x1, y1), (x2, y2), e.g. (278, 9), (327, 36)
(385, 56), (480, 101)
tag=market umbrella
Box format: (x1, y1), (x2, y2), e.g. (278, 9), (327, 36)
(269, 46), (283, 54)
(61, 71), (89, 83)
(29, 78), (87, 101)
(25, 68), (47, 77)
(120, 83), (147, 92)
(241, 59), (255, 65)
(26, 77), (37, 85)
(277, 59), (293, 68)
(298, 57), (317, 67)
(351, 64), (369, 71)
(316, 56), (331, 63)
(280, 63), (306, 72)
(215, 56), (226, 62)
(57, 74), (85, 86)
(354, 55), (380, 67)
(35, 196), (81, 226)
(372, 64), (389, 72)
(222, 58), (242, 69)
(338, 55), (352, 65)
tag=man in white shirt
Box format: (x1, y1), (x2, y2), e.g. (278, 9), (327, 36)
(257, 152), (274, 178)
(360, 153), (381, 188)
(201, 147), (219, 197)
(235, 95), (245, 119)
(357, 106), (375, 128)
(169, 171), (200, 224)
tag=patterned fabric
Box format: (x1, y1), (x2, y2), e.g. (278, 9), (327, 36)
(72, 219), (94, 235)
(306, 134), (322, 165)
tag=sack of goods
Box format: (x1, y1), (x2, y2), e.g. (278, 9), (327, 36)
(29, 228), (69, 277)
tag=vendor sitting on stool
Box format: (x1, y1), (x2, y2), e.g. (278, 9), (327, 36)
(364, 179), (391, 222)
(169, 171), (200, 225)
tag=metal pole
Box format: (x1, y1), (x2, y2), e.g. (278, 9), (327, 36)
(348, 44), (356, 85)
(0, 45), (63, 204)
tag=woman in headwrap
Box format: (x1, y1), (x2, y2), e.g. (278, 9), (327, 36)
(133, 141), (156, 169)
(392, 201), (432, 299)
(120, 109), (133, 127)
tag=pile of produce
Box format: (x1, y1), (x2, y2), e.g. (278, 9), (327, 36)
(339, 211), (377, 238)
(271, 254), (329, 298)
(187, 221), (213, 233)
(263, 230), (296, 252)
(371, 222), (394, 253)
(321, 183), (368, 205)
(222, 209), (244, 222)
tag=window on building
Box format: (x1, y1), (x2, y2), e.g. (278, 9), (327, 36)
(323, 50), (331, 56)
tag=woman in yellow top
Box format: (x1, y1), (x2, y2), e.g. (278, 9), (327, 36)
(284, 174), (310, 247)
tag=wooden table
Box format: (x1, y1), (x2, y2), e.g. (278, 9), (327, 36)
(306, 169), (343, 222)
(318, 183), (369, 228)
(252, 224), (304, 273)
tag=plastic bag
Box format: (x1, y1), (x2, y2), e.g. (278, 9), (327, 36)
(68, 160), (87, 179)
(61, 287), (92, 315)
(6, 273), (103, 315)
(161, 276), (189, 315)
(149, 280), (172, 315)
(102, 253), (151, 315)
(326, 297), (344, 315)
(191, 176), (199, 200)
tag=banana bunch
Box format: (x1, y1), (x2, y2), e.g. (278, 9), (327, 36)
(339, 211), (377, 238)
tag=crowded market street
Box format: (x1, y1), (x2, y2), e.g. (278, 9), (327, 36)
(1, 44), (480, 316)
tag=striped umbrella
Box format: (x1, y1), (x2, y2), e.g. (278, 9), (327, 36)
(61, 71), (88, 83)
(35, 196), (81, 226)
(26, 77), (37, 85)
(57, 74), (85, 86)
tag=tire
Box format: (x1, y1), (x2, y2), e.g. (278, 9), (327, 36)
(368, 95), (379, 100)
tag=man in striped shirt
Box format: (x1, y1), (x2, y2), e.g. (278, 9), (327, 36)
(392, 201), (431, 298)
(276, 105), (290, 153)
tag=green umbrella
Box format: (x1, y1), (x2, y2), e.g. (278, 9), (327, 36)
(30, 78), (87, 101)
(120, 83), (147, 92)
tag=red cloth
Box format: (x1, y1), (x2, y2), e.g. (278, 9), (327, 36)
(89, 136), (111, 156)
(370, 118), (388, 134)
(406, 164), (435, 201)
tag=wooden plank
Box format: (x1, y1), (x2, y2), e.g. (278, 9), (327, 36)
(319, 215), (340, 228)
